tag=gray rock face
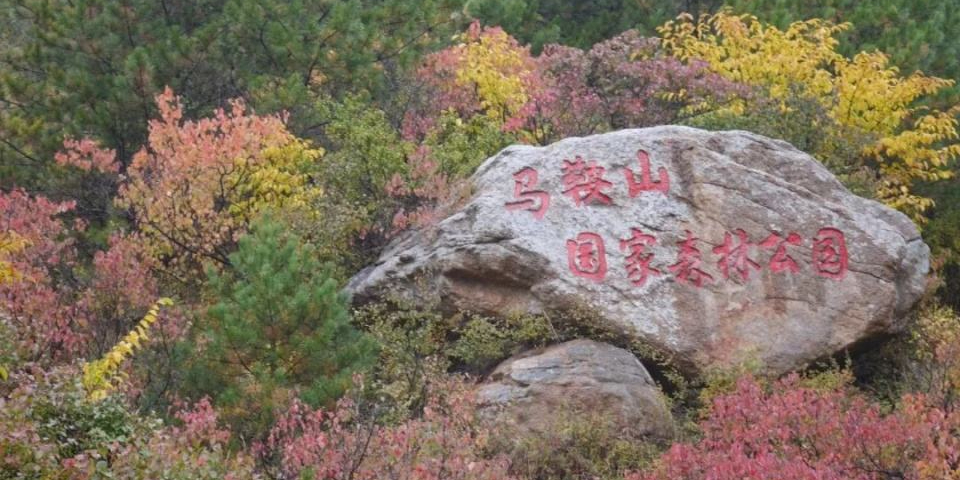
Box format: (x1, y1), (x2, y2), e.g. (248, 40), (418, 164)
(476, 339), (674, 440)
(347, 126), (929, 376)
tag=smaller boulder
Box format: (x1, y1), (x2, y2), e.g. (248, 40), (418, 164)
(476, 339), (674, 441)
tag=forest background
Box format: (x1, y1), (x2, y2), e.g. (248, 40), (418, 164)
(3, 1), (960, 478)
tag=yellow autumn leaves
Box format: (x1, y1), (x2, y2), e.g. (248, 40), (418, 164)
(454, 24), (538, 122)
(228, 139), (325, 222)
(660, 11), (960, 222)
(0, 232), (27, 284)
(660, 13), (845, 101)
(82, 297), (174, 401)
(1, 232), (27, 381)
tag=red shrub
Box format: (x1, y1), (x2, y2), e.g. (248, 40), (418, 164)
(0, 189), (85, 362)
(0, 189), (162, 365)
(528, 30), (746, 143)
(634, 374), (960, 480)
(262, 377), (514, 480)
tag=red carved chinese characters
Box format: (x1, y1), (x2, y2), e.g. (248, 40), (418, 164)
(623, 149), (669, 196)
(668, 230), (714, 287)
(560, 227), (849, 285)
(566, 232), (608, 282)
(620, 228), (661, 287)
(561, 156), (614, 206)
(713, 229), (761, 281)
(812, 227), (848, 279)
(760, 232), (802, 273)
(504, 167), (551, 219)
(525, 153), (852, 285)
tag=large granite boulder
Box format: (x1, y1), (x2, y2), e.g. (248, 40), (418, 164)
(476, 339), (674, 440)
(347, 126), (929, 376)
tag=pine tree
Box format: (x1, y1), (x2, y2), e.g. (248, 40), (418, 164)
(0, 0), (465, 223)
(464, 0), (706, 53)
(184, 216), (377, 440)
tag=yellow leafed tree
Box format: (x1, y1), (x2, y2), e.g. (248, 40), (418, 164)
(82, 297), (174, 401)
(454, 22), (539, 122)
(227, 139), (325, 221)
(659, 11), (960, 222)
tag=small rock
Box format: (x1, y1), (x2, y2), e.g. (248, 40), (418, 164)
(476, 339), (674, 440)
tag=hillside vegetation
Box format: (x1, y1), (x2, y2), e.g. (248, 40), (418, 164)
(2, 1), (960, 478)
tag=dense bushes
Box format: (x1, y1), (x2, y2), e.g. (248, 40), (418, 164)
(2, 5), (960, 480)
(0, 188), (162, 366)
(0, 367), (256, 479)
(262, 377), (512, 480)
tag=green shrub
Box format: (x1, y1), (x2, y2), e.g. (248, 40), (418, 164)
(448, 313), (555, 373)
(493, 408), (663, 480)
(0, 366), (132, 478)
(180, 217), (378, 441)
